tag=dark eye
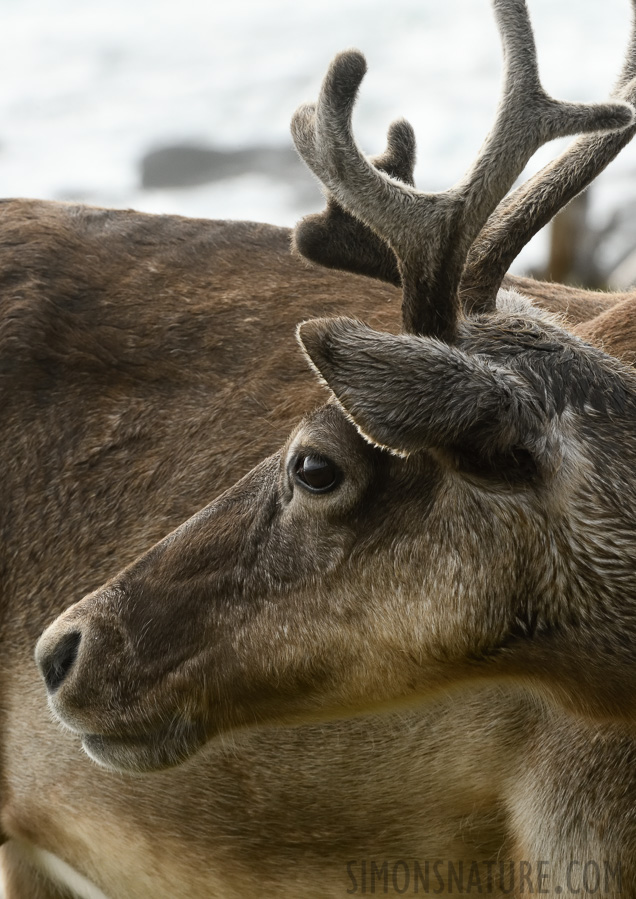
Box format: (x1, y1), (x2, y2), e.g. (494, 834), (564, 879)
(293, 454), (340, 494)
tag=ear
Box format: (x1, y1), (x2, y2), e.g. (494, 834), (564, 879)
(297, 317), (554, 469)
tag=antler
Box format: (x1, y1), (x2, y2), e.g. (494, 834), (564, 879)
(292, 119), (414, 287)
(291, 0), (634, 341)
(461, 0), (636, 313)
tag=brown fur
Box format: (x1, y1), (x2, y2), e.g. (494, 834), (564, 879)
(574, 293), (636, 364)
(0, 196), (629, 897)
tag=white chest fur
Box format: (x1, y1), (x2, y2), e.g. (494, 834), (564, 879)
(28, 846), (110, 899)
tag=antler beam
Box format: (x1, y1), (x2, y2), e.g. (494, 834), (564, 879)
(292, 120), (415, 287)
(461, 0), (636, 313)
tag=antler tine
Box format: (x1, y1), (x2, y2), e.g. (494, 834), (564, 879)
(462, 0), (636, 314)
(291, 118), (415, 287)
(291, 0), (634, 341)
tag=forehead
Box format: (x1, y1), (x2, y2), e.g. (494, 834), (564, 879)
(462, 313), (636, 412)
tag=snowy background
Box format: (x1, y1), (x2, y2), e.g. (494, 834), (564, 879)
(1, 0), (635, 276)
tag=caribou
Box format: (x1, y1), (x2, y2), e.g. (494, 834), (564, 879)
(1, 0), (636, 896)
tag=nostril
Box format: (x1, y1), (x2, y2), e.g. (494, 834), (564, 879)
(39, 631), (82, 693)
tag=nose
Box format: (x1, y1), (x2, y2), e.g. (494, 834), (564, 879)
(36, 629), (82, 693)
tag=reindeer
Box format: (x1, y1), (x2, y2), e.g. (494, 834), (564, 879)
(1, 0), (636, 896)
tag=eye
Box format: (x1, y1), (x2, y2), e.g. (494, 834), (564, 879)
(293, 454), (340, 494)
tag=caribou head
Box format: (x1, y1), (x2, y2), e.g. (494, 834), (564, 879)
(36, 0), (636, 772)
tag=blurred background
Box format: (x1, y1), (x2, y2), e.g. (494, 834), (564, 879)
(1, 0), (636, 287)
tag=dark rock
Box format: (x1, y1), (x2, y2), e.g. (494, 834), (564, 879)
(140, 143), (313, 191)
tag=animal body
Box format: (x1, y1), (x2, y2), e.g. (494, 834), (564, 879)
(2, 0), (636, 896)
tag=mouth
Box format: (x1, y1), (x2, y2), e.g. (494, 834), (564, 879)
(81, 719), (208, 773)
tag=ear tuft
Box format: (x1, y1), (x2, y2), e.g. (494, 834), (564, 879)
(296, 316), (361, 383)
(296, 317), (327, 359)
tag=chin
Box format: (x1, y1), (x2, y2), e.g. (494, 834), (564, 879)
(81, 722), (208, 774)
